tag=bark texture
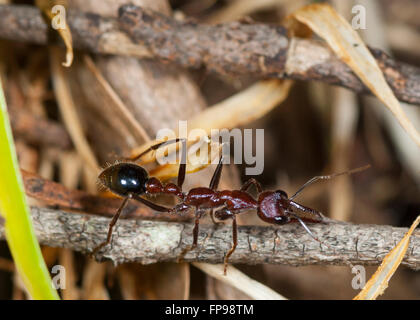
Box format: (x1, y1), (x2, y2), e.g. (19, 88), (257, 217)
(1, 4), (420, 105)
(1, 206), (418, 269)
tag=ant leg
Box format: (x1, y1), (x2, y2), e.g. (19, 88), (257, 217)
(240, 178), (263, 193)
(129, 138), (186, 163)
(289, 165), (370, 201)
(209, 209), (219, 225)
(208, 155), (224, 225)
(91, 195), (131, 256)
(92, 193), (171, 257)
(287, 210), (333, 250)
(209, 154), (224, 190)
(132, 194), (171, 212)
(178, 210), (204, 262)
(224, 215), (237, 275)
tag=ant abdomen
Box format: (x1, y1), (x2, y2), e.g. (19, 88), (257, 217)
(98, 163), (149, 196)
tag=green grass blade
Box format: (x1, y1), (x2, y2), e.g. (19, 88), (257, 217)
(0, 78), (59, 300)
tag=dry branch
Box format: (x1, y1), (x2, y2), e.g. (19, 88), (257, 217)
(22, 169), (190, 223)
(1, 4), (420, 106)
(1, 206), (419, 269)
(10, 108), (72, 149)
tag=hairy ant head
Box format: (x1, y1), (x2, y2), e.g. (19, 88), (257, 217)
(98, 162), (149, 197)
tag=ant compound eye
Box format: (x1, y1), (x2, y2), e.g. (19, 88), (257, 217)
(99, 163), (148, 196)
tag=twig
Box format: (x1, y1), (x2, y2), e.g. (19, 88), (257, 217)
(1, 206), (418, 269)
(50, 46), (100, 174)
(0, 4), (420, 105)
(9, 107), (72, 149)
(21, 169), (191, 222)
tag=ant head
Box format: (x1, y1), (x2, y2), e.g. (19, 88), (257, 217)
(257, 190), (290, 225)
(98, 162), (149, 197)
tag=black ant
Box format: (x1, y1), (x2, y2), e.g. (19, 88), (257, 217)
(93, 138), (369, 274)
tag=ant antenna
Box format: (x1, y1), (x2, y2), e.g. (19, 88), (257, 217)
(289, 164), (370, 201)
(288, 211), (333, 250)
(129, 138), (186, 163)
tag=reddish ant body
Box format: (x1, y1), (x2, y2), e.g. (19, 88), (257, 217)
(93, 138), (368, 274)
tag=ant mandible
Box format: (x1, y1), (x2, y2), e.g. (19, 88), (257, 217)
(93, 138), (369, 275)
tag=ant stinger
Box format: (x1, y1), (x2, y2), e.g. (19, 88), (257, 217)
(93, 138), (369, 275)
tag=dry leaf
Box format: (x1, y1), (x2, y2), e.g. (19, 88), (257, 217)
(130, 79), (293, 166)
(193, 263), (286, 300)
(50, 47), (99, 174)
(149, 141), (222, 180)
(83, 55), (150, 144)
(187, 79), (292, 133)
(289, 3), (420, 148)
(81, 260), (109, 300)
(354, 215), (420, 300)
